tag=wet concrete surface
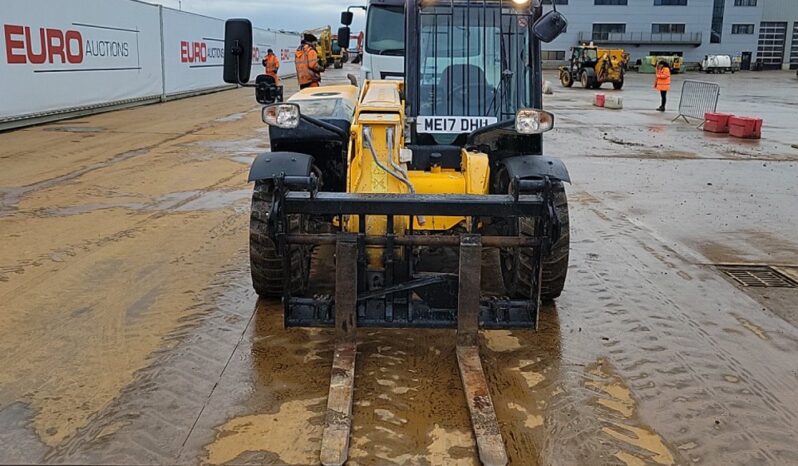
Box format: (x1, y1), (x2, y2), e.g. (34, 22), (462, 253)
(1, 65), (797, 465)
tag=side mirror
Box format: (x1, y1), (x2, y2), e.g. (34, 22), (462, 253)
(223, 19), (253, 84)
(532, 10), (567, 43)
(337, 27), (351, 50)
(341, 11), (354, 26)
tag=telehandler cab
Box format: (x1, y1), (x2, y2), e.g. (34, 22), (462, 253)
(224, 1), (569, 463)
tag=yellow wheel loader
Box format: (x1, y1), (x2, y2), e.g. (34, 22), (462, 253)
(223, 2), (570, 463)
(303, 26), (345, 70)
(560, 44), (627, 90)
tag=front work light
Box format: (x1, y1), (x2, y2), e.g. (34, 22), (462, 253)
(262, 103), (300, 128)
(515, 108), (554, 134)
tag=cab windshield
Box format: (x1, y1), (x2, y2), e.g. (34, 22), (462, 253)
(580, 48), (598, 61)
(418, 4), (534, 120)
(366, 5), (405, 56)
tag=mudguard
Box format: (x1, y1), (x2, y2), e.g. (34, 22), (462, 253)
(500, 155), (571, 184)
(248, 152), (314, 182)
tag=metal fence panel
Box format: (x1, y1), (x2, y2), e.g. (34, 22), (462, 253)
(677, 80), (721, 122)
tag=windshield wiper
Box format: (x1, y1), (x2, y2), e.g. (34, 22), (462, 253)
(379, 48), (405, 56)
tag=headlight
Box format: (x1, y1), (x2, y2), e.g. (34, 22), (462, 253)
(262, 103), (300, 128)
(515, 109), (554, 134)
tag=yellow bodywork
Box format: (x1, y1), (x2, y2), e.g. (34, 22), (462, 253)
(288, 83), (359, 103)
(339, 80), (490, 267)
(303, 26), (334, 68)
(286, 80), (490, 267)
(596, 48), (627, 82)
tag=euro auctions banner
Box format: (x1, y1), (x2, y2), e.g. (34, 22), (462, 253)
(162, 9), (227, 95)
(161, 10), (300, 95)
(1, 0), (163, 120)
(0, 0), (302, 123)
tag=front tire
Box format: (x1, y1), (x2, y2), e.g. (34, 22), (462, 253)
(250, 181), (310, 297)
(501, 183), (570, 301)
(561, 71), (574, 87)
(613, 79), (624, 90)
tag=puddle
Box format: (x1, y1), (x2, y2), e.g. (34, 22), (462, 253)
(214, 112), (248, 123)
(586, 359), (676, 466)
(43, 127), (106, 133)
(0, 149), (149, 216)
(191, 138), (268, 157)
(26, 189), (250, 218)
(736, 316), (769, 340)
(170, 189), (250, 212)
(205, 398), (326, 465)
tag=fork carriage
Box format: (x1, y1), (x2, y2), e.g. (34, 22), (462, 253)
(268, 175), (562, 329)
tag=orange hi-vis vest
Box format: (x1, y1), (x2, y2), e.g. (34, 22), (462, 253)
(655, 67), (671, 91)
(263, 53), (280, 85)
(295, 44), (321, 86)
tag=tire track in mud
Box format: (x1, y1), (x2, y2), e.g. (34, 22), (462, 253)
(586, 197), (798, 416)
(0, 168), (248, 299)
(558, 192), (798, 465)
(0, 120), (224, 217)
(41, 259), (255, 464)
(185, 300), (334, 465)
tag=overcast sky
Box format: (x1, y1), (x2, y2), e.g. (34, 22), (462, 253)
(144, 0), (365, 33)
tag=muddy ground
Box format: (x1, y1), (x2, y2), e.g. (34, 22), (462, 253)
(1, 65), (797, 465)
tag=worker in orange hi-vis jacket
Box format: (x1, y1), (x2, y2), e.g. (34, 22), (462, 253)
(654, 60), (672, 112)
(262, 49), (280, 85)
(295, 34), (322, 89)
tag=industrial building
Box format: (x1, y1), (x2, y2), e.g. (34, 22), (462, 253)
(542, 0), (798, 69)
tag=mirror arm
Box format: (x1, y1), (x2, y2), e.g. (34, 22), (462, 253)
(233, 39), (256, 88)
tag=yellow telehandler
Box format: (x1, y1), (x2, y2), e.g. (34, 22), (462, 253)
(223, 2), (570, 463)
(560, 43), (627, 89)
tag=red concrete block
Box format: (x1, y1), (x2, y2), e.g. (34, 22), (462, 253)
(703, 112), (735, 133)
(729, 116), (763, 139)
(594, 93), (605, 107)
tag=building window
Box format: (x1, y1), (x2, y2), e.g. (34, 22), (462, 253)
(595, 0), (627, 4)
(542, 0), (568, 4)
(652, 24), (686, 34)
(734, 0), (756, 6)
(710, 0), (725, 43)
(542, 51), (566, 60)
(732, 24), (755, 34)
(654, 0), (687, 5)
(592, 23), (626, 40)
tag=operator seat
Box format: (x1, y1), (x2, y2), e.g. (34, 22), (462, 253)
(436, 64), (495, 116)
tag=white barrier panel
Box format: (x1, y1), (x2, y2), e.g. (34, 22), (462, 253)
(253, 28), (298, 79)
(161, 11), (300, 94)
(0, 0), (302, 124)
(162, 9), (226, 95)
(1, 0), (163, 120)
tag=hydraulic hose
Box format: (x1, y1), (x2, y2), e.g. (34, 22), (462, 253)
(362, 126), (425, 226)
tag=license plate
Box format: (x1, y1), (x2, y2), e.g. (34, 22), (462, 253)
(416, 116), (498, 134)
